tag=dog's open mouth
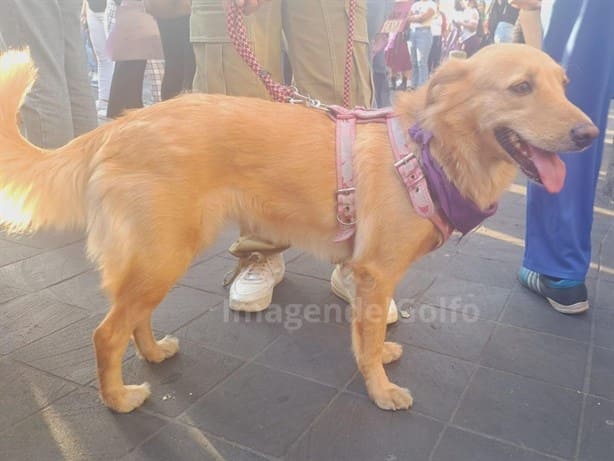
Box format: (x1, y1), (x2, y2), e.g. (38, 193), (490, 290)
(494, 127), (566, 194)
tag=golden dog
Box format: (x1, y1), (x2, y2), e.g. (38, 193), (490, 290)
(0, 44), (597, 413)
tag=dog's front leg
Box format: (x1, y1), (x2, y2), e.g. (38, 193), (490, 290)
(351, 266), (413, 411)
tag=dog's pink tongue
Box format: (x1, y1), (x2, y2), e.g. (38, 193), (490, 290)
(528, 146), (566, 193)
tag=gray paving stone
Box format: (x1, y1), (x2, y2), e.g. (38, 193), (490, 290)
(593, 308), (614, 350)
(0, 388), (166, 461)
(152, 285), (223, 334)
(181, 363), (336, 458)
(0, 242), (92, 292)
(480, 324), (589, 390)
(254, 322), (356, 388)
(286, 392), (443, 461)
(432, 427), (555, 461)
(419, 274), (511, 321)
(123, 339), (243, 417)
(410, 245), (458, 273)
(12, 314), (106, 385)
(0, 359), (76, 433)
(389, 304), (496, 362)
(285, 252), (335, 280)
(0, 292), (88, 356)
(122, 422), (271, 461)
(0, 238), (43, 267)
(590, 346), (614, 401)
(0, 229), (85, 250)
(395, 268), (438, 306)
(438, 253), (519, 289)
(456, 233), (524, 265)
(501, 286), (592, 342)
(179, 255), (237, 296)
(271, 272), (339, 310)
(45, 270), (109, 312)
(453, 368), (582, 459)
(595, 279), (614, 310)
(176, 303), (284, 360)
(347, 344), (475, 421)
(578, 396), (614, 461)
(0, 282), (27, 304)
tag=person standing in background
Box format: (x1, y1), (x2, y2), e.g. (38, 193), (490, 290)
(486, 0), (519, 44)
(367, 0), (394, 107)
(406, 0), (436, 88)
(190, 0), (399, 322)
(428, 0), (445, 73)
(0, 0), (97, 148)
(516, 0), (614, 313)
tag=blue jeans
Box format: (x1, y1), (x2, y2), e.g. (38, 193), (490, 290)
(408, 27), (433, 88)
(523, 0), (614, 280)
(494, 21), (514, 43)
(0, 0), (97, 148)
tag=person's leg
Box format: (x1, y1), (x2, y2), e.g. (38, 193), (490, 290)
(144, 60), (164, 105)
(87, 2), (114, 112)
(60, 0), (98, 136)
(0, 0), (75, 148)
(190, 0), (282, 99)
(190, 1), (287, 312)
(408, 31), (419, 89)
(521, 0), (614, 312)
(106, 60), (147, 118)
(157, 16), (189, 100)
(414, 28), (432, 87)
(283, 0), (373, 107)
(428, 35), (442, 73)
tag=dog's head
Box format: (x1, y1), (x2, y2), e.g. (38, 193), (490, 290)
(420, 43), (598, 194)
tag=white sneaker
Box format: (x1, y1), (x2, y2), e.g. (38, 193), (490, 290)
(229, 252), (285, 312)
(330, 265), (399, 324)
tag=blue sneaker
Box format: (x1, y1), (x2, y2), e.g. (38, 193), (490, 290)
(518, 267), (589, 314)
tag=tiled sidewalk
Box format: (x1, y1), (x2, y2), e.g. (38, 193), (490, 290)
(0, 118), (613, 460)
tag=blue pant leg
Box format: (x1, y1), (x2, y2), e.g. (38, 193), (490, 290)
(523, 0), (614, 280)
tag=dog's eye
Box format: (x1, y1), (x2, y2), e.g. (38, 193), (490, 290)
(510, 81), (532, 95)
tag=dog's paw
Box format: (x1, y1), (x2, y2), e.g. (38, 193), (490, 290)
(139, 335), (180, 363)
(382, 341), (403, 364)
(372, 384), (413, 411)
(102, 382), (151, 413)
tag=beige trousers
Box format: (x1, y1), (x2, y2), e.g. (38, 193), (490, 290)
(190, 0), (373, 256)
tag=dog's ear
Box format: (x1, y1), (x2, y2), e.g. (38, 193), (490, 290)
(426, 58), (470, 106)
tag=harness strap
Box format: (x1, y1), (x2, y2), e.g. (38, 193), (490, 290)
(334, 116), (358, 242)
(387, 118), (453, 246)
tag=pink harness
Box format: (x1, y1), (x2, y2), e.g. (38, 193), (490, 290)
(330, 106), (453, 245)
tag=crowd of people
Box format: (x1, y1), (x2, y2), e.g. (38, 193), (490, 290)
(0, 0), (612, 315)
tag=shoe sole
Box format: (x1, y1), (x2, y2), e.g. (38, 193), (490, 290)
(331, 273), (399, 324)
(547, 297), (589, 315)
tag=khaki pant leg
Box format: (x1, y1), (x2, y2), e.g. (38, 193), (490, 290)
(283, 0), (373, 107)
(190, 0), (282, 97)
(190, 1), (287, 256)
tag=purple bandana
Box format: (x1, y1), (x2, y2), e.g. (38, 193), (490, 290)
(408, 124), (498, 235)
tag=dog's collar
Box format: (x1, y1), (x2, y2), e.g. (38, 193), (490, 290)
(408, 123), (498, 235)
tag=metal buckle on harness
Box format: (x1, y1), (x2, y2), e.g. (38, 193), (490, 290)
(336, 187), (357, 226)
(394, 153), (424, 187)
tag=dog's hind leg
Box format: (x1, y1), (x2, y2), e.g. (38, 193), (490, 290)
(93, 242), (196, 413)
(351, 265), (413, 411)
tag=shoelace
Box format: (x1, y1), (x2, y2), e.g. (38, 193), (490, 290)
(223, 252), (272, 287)
(242, 253), (272, 281)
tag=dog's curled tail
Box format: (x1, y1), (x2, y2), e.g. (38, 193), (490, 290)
(0, 49), (90, 233)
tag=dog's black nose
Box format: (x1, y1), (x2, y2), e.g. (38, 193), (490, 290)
(570, 123), (599, 149)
